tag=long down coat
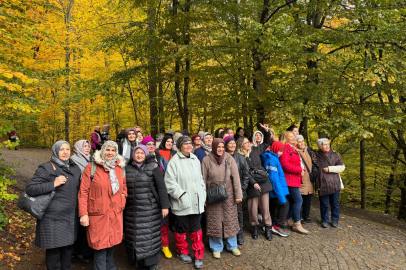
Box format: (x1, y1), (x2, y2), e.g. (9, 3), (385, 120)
(201, 152), (242, 239)
(78, 152), (127, 250)
(26, 160), (81, 249)
(124, 155), (170, 261)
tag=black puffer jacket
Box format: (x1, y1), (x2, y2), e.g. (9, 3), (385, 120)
(26, 160), (81, 249)
(246, 130), (273, 199)
(231, 152), (250, 200)
(124, 155), (170, 261)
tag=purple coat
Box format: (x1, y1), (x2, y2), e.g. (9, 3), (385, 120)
(91, 132), (102, 150)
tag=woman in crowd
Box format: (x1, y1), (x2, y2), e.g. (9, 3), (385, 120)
(101, 124), (111, 144)
(237, 124), (273, 241)
(136, 131), (144, 145)
(71, 140), (94, 263)
(159, 135), (177, 162)
(142, 136), (168, 173)
(155, 133), (164, 149)
(192, 134), (202, 153)
(316, 138), (345, 228)
(280, 132), (308, 235)
(296, 135), (316, 224)
(261, 142), (290, 237)
(234, 127), (244, 141)
(118, 127), (137, 163)
(172, 132), (183, 151)
(26, 141), (81, 270)
(124, 145), (170, 270)
(214, 128), (224, 138)
(164, 136), (206, 269)
(224, 136), (250, 245)
(78, 141), (127, 270)
(195, 132), (213, 163)
(286, 125), (299, 136)
(202, 138), (243, 258)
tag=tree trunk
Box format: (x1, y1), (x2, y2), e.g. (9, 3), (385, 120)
(385, 149), (400, 213)
(398, 174), (406, 220)
(360, 139), (366, 209)
(147, 2), (158, 138)
(158, 64), (165, 133)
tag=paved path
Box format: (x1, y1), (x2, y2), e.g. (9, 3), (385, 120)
(1, 147), (406, 269)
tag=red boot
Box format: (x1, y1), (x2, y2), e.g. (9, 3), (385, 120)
(161, 222), (170, 248)
(190, 230), (205, 260)
(174, 232), (189, 255)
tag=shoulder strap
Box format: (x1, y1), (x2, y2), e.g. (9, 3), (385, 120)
(49, 162), (56, 171)
(90, 162), (97, 181)
(224, 159), (227, 186)
(299, 153), (311, 174)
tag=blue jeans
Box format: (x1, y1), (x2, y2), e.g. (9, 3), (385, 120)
(209, 236), (237, 252)
(286, 187), (303, 223)
(319, 191), (340, 222)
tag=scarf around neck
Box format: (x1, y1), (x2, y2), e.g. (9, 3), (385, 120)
(51, 141), (71, 169)
(99, 141), (120, 195)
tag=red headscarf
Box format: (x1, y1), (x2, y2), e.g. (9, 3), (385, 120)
(270, 141), (285, 154)
(211, 138), (225, 165)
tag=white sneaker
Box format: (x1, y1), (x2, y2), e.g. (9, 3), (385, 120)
(258, 214), (263, 224)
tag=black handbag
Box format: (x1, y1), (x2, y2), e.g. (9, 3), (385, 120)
(300, 154), (318, 183)
(17, 162), (57, 219)
(250, 168), (269, 184)
(207, 159), (229, 204)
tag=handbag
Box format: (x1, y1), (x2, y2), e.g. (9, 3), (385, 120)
(17, 162), (57, 219)
(207, 159), (229, 204)
(300, 153), (318, 183)
(250, 168), (269, 184)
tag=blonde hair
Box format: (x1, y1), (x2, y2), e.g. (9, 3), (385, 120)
(236, 137), (251, 158)
(281, 131), (296, 145)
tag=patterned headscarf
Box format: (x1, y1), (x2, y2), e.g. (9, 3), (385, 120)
(200, 132), (213, 152)
(74, 140), (91, 162)
(51, 141), (70, 169)
(99, 141), (120, 195)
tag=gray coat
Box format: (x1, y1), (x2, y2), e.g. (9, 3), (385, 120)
(164, 152), (206, 216)
(70, 153), (91, 173)
(26, 160), (81, 249)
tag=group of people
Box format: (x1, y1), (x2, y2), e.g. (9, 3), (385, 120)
(25, 123), (345, 270)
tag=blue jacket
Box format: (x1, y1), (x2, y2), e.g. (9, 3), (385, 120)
(260, 150), (289, 204)
(194, 147), (208, 164)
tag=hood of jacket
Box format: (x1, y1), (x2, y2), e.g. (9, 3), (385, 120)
(93, 150), (126, 168)
(252, 131), (263, 147)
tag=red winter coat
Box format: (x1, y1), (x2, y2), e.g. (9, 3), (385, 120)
(78, 152), (127, 250)
(279, 144), (303, 188)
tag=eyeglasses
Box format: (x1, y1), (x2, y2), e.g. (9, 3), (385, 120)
(183, 142), (192, 145)
(146, 143), (156, 147)
(195, 138), (202, 141)
(322, 143), (330, 146)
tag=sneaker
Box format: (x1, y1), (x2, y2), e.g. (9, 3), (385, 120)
(177, 253), (192, 264)
(331, 221), (339, 228)
(271, 226), (289, 237)
(301, 217), (306, 224)
(304, 217), (312, 223)
(258, 213), (263, 224)
(213, 251), (221, 259)
(321, 222), (329, 228)
(194, 259), (203, 269)
(230, 248), (241, 256)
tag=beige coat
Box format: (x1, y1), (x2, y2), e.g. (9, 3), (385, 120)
(201, 152), (242, 238)
(299, 149), (314, 195)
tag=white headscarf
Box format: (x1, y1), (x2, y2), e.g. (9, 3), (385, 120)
(252, 131), (263, 147)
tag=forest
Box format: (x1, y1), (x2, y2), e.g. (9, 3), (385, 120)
(1, 0), (406, 219)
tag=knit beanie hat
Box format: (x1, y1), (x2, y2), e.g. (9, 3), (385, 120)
(224, 136), (235, 148)
(167, 129), (175, 135)
(182, 129), (189, 136)
(191, 134), (201, 143)
(270, 141), (285, 154)
(176, 136), (192, 150)
(141, 136), (155, 145)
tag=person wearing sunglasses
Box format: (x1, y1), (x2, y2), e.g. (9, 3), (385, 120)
(261, 142), (290, 237)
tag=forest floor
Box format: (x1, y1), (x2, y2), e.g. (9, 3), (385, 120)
(1, 147), (406, 269)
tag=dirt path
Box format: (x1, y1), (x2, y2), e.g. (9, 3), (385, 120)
(1, 148), (406, 269)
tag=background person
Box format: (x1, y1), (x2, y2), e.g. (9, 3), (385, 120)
(26, 141), (81, 270)
(91, 126), (102, 151)
(118, 127), (137, 163)
(191, 134), (202, 153)
(195, 132), (213, 163)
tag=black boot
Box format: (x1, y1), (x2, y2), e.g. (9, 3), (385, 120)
(265, 226), (272, 241)
(237, 232), (244, 245)
(251, 226), (258, 240)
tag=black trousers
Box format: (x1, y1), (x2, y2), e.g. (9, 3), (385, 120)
(94, 247), (115, 270)
(301, 194), (313, 219)
(175, 214), (202, 233)
(73, 225), (93, 257)
(46, 245), (73, 270)
(269, 197), (288, 228)
(237, 203), (243, 234)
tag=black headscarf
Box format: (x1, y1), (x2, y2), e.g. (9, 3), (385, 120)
(159, 135), (174, 151)
(214, 128), (223, 138)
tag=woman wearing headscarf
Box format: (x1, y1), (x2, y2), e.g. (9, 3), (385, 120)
(164, 136), (206, 269)
(191, 134), (202, 153)
(316, 138), (345, 228)
(172, 132), (183, 152)
(159, 135), (177, 163)
(194, 132), (213, 163)
(78, 141), (127, 270)
(236, 124), (273, 241)
(296, 135), (317, 224)
(124, 145), (170, 270)
(119, 127), (137, 163)
(260, 142), (290, 237)
(279, 132), (308, 235)
(202, 138), (243, 259)
(71, 140), (94, 263)
(26, 141), (81, 270)
(214, 128), (224, 139)
(224, 136), (250, 245)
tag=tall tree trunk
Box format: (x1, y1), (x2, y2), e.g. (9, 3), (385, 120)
(360, 139), (366, 209)
(398, 174), (406, 220)
(147, 1), (158, 138)
(158, 64), (165, 133)
(385, 149), (400, 213)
